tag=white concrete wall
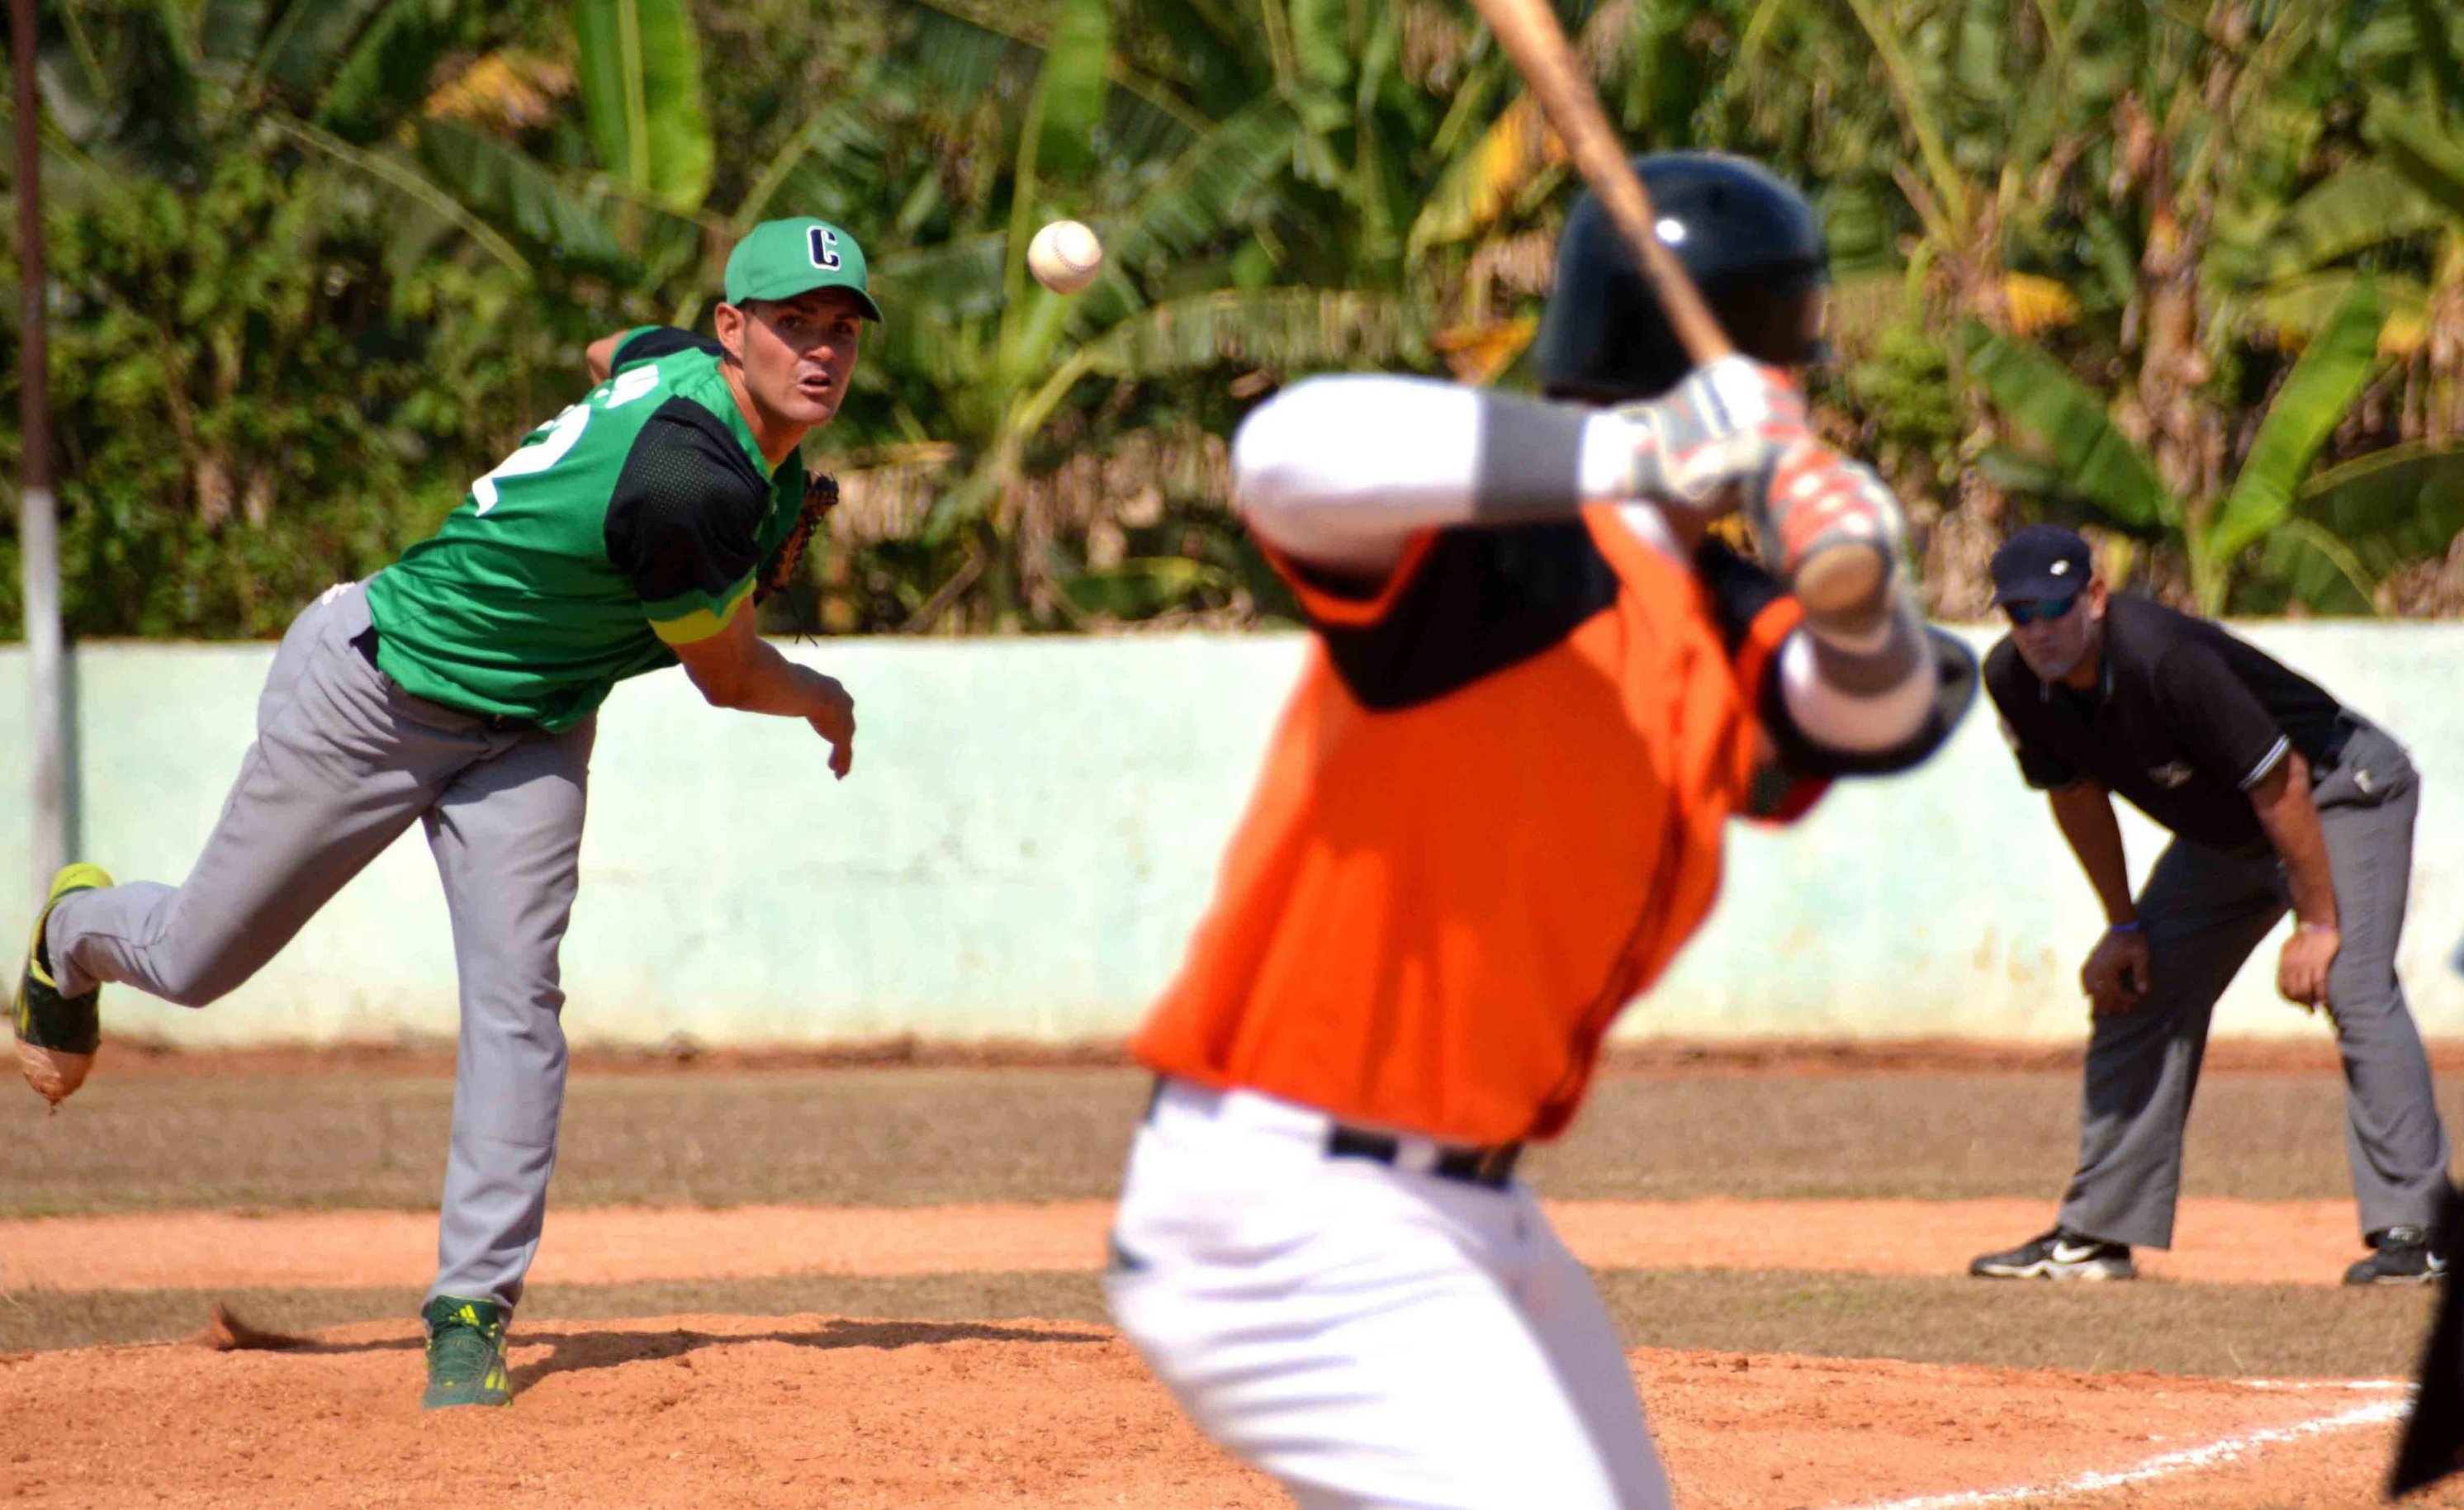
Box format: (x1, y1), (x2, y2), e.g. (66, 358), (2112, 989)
(9, 623), (2462, 1048)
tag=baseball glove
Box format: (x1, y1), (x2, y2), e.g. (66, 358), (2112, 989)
(756, 472), (839, 604)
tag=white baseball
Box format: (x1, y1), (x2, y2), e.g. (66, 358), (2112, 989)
(1028, 220), (1104, 295)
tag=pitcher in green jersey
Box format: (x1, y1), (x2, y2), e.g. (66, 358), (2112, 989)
(11, 218), (878, 1410)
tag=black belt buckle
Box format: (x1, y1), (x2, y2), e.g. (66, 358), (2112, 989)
(1326, 1124), (1521, 1190)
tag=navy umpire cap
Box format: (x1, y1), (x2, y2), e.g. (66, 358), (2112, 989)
(1989, 525), (2094, 605)
(1533, 151), (1830, 405)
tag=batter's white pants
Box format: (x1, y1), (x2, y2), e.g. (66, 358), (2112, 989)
(1105, 1079), (1673, 1510)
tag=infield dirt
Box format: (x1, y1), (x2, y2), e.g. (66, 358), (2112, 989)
(1, 1315), (2442, 1509)
(6, 1052), (2462, 1507)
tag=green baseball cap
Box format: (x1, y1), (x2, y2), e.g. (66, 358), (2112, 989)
(723, 217), (882, 320)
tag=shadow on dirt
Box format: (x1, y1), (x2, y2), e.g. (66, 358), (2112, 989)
(501, 1319), (1111, 1389)
(228, 1316), (1108, 1390)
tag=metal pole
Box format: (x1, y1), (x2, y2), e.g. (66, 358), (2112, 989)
(12, 0), (69, 891)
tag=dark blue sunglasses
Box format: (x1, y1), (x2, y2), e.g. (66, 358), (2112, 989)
(2003, 593), (2080, 627)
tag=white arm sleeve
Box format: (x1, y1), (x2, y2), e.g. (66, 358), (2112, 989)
(1231, 377), (1644, 574)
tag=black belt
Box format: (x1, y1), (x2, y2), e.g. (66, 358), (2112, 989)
(1324, 1125), (1523, 1189)
(1144, 1077), (1523, 1190)
(352, 626), (534, 734)
(2313, 713), (2361, 774)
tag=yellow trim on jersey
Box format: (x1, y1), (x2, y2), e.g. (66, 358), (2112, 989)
(647, 579), (754, 646)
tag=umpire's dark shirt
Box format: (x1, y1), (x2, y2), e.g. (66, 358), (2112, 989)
(1984, 594), (2346, 850)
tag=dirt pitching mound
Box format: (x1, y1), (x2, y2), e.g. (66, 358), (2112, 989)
(0, 1313), (2431, 1508)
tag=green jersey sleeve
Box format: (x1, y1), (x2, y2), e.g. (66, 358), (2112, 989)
(613, 325), (723, 372)
(602, 402), (775, 646)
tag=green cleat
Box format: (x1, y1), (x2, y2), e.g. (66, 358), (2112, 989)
(420, 1295), (514, 1409)
(12, 863), (113, 1104)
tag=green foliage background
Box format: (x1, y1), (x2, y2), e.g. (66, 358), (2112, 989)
(2, 0), (2462, 638)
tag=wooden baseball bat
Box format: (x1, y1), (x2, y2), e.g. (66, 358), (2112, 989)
(1467, 0), (1731, 363)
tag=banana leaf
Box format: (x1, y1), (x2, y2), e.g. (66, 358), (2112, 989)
(1406, 96), (1547, 258)
(2249, 272), (2428, 349)
(2370, 100), (2464, 218)
(256, 0), (405, 106)
(1059, 556), (1233, 618)
(1077, 288), (1421, 380)
(199, 0), (277, 73)
(2260, 163), (2445, 282)
(574, 0), (713, 215)
(1072, 92), (1299, 337)
(2404, 0), (2464, 130)
(1024, 0), (1111, 188)
(2206, 276), (2383, 570)
(733, 93), (887, 230)
(2258, 519), (2380, 614)
(1963, 323), (2176, 530)
(313, 0), (457, 144)
(2296, 442), (2464, 585)
(414, 118), (633, 277)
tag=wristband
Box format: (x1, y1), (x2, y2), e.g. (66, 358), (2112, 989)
(2107, 921), (2143, 935)
(2297, 921), (2338, 935)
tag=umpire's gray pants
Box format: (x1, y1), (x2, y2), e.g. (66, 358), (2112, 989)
(2057, 723), (2451, 1249)
(47, 580), (592, 1309)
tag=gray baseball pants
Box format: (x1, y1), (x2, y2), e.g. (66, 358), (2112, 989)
(46, 580), (594, 1309)
(2057, 722), (2451, 1249)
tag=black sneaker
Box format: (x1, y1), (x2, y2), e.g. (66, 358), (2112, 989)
(1969, 1228), (2135, 1280)
(2344, 1226), (2448, 1286)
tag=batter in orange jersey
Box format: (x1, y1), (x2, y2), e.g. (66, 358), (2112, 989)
(1106, 153), (1978, 1510)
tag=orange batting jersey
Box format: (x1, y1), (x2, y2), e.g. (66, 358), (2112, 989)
(1132, 504), (1830, 1147)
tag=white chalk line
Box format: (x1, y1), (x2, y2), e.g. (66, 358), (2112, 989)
(1837, 1391), (2411, 1510)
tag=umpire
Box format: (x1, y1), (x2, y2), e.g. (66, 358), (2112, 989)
(1969, 524), (2453, 1286)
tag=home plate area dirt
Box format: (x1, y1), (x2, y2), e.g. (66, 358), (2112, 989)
(0, 1313), (2436, 1509)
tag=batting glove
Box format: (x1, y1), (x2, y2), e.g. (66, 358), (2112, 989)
(1618, 355), (1810, 514)
(1754, 441), (1908, 641)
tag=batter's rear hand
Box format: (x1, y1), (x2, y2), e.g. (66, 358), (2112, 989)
(807, 675), (856, 779)
(2082, 927), (2150, 1016)
(1618, 355), (1808, 518)
(1755, 443), (1907, 639)
(2277, 925), (2338, 1013)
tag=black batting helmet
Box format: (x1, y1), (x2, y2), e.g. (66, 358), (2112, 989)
(1532, 151), (1829, 405)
